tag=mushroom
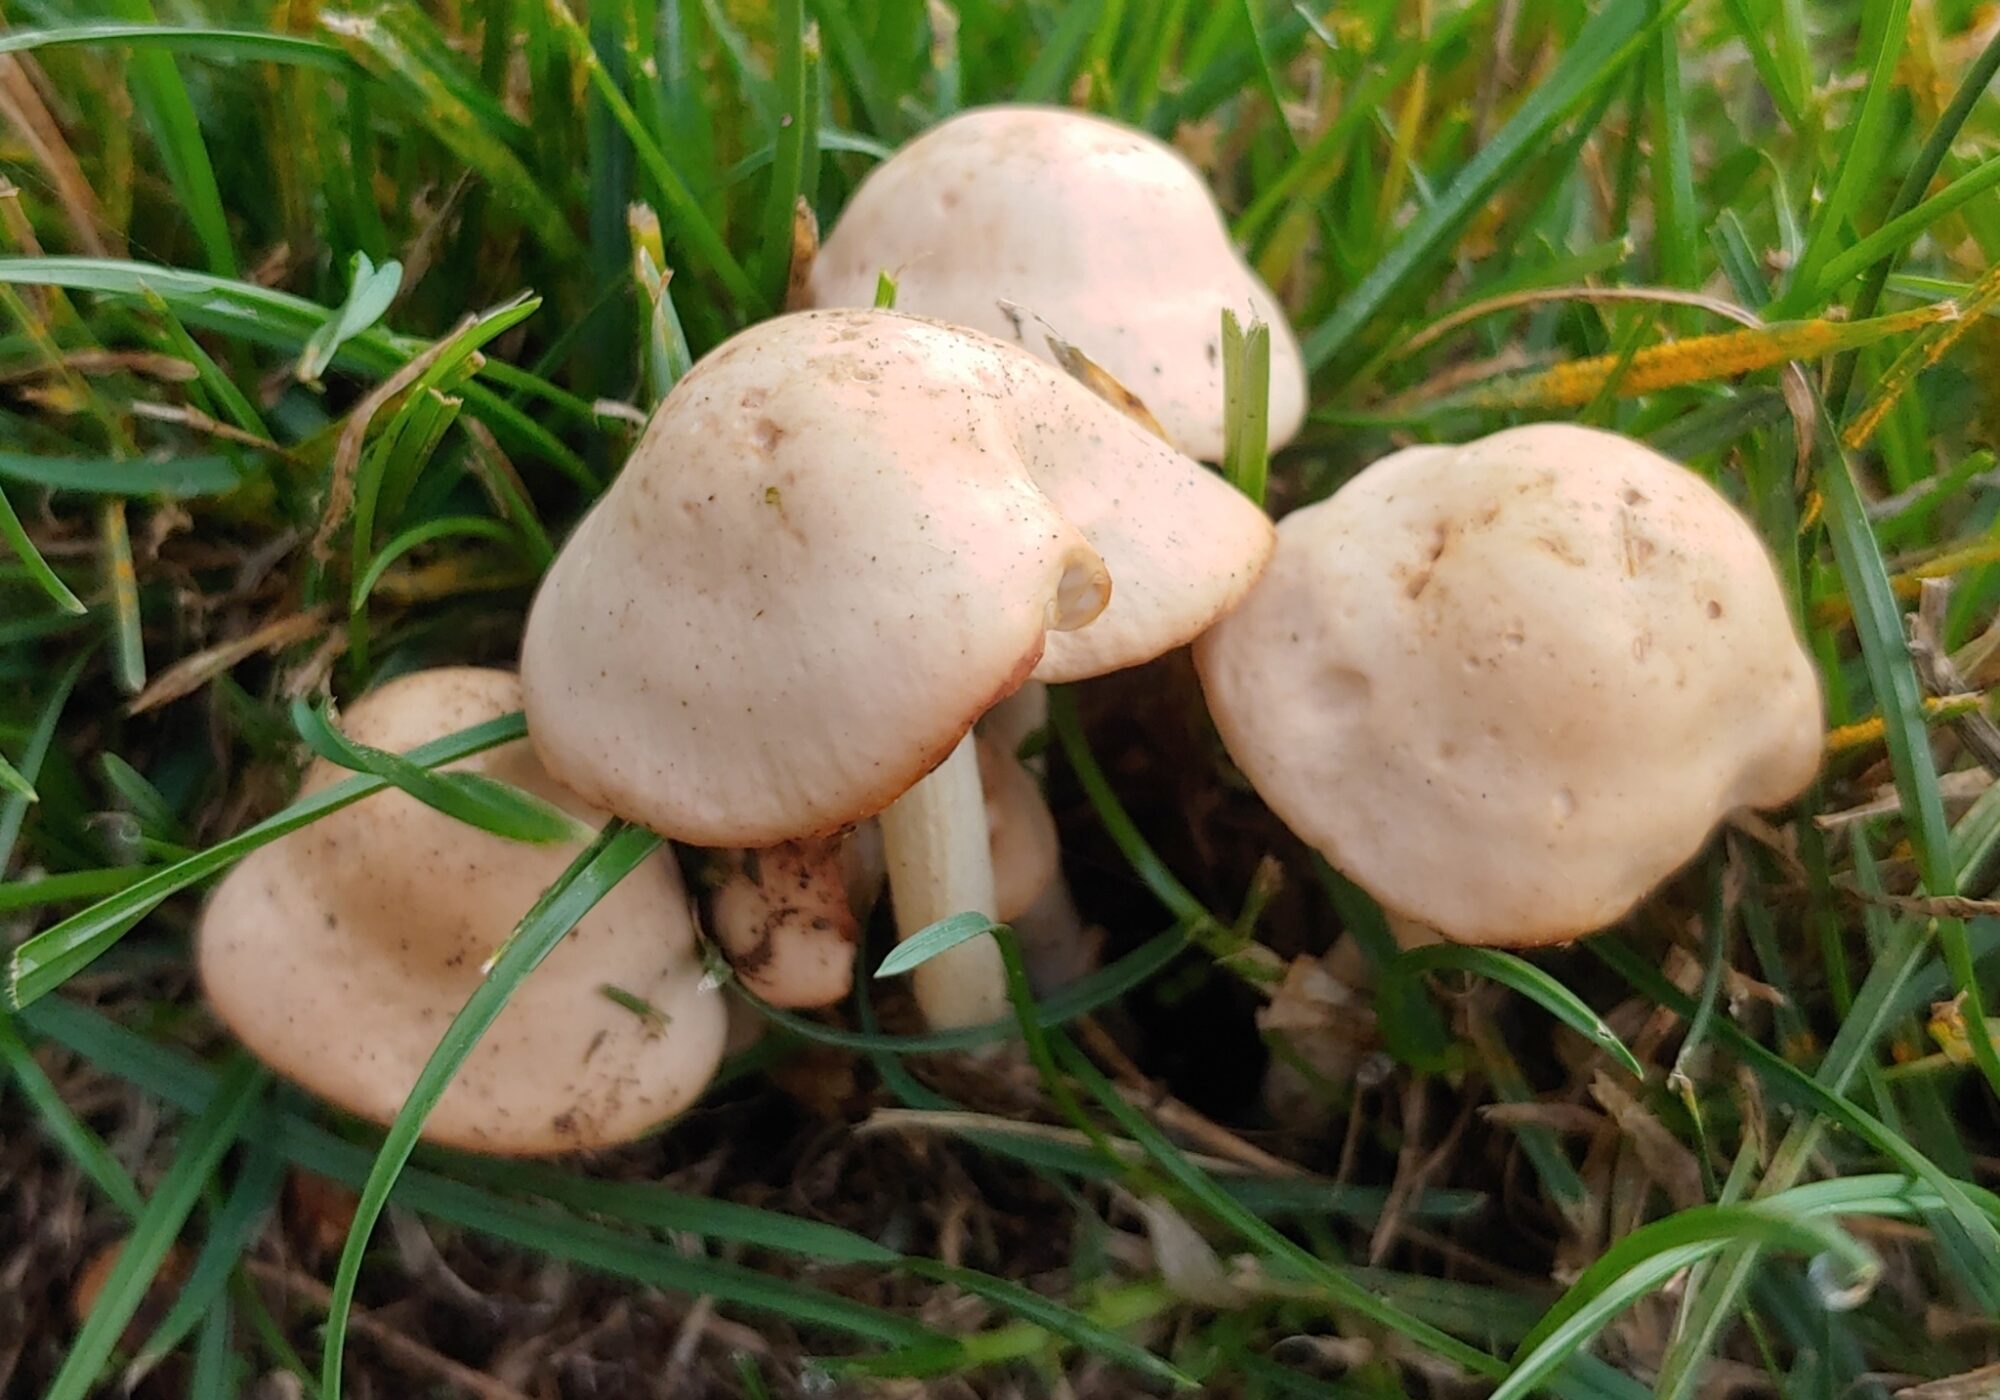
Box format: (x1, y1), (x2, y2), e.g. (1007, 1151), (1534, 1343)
(806, 105), (1307, 461)
(199, 667), (728, 1155)
(708, 736), (1062, 1009)
(1194, 423), (1823, 947)
(521, 309), (1273, 1026)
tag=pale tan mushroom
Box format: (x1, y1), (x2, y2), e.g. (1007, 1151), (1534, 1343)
(1195, 423), (1823, 947)
(199, 667), (727, 1155)
(522, 309), (1273, 1026)
(709, 737), (1064, 1009)
(807, 105), (1307, 461)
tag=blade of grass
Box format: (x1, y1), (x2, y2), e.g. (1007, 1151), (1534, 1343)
(1385, 943), (1645, 1079)
(1219, 310), (1271, 507)
(0, 651), (91, 875)
(0, 450), (246, 497)
(98, 499), (143, 695)
(1775, 0), (1911, 313)
(128, 1142), (284, 1382)
(0, 256), (593, 489)
(0, 480), (84, 612)
(289, 698), (590, 845)
(104, 0), (236, 277)
(319, 820), (660, 1397)
(1302, 2), (1678, 370)
(541, 0), (762, 312)
(758, 0), (820, 304)
(0, 24), (352, 71)
(1055, 1033), (1510, 1382)
(42, 1056), (266, 1400)
(6, 710), (526, 1008)
(0, 1010), (145, 1216)
(323, 9), (581, 260)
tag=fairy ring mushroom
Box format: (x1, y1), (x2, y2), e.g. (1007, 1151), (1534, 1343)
(521, 309), (1273, 1026)
(1194, 423), (1823, 947)
(199, 667), (728, 1155)
(806, 104), (1307, 461)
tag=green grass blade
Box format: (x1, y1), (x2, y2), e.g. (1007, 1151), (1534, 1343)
(1055, 1032), (1509, 1381)
(0, 752), (33, 805)
(296, 252), (402, 381)
(758, 0), (819, 303)
(319, 821), (662, 1397)
(0, 256), (593, 488)
(0, 651), (91, 874)
(1388, 943), (1645, 1079)
(0, 1011), (145, 1216)
(5, 712), (526, 1008)
(104, 0), (236, 277)
(0, 481), (85, 612)
(290, 698), (589, 845)
(1219, 309), (1271, 507)
(97, 500), (144, 695)
(42, 1056), (266, 1400)
(1301, 2), (1673, 370)
(1815, 154), (2000, 297)
(1776, 0), (1911, 312)
(541, 0), (762, 312)
(0, 450), (245, 498)
(0, 24), (353, 70)
(324, 9), (581, 260)
(129, 1143), (284, 1379)
(874, 911), (1005, 979)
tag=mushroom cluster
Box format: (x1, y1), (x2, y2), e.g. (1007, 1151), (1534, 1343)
(1196, 423), (1823, 947)
(520, 309), (1273, 1027)
(199, 103), (1296, 1152)
(194, 106), (1822, 1166)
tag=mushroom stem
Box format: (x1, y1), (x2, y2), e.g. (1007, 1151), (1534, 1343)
(880, 732), (1007, 1027)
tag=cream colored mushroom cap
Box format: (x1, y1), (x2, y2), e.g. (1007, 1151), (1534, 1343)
(198, 667), (727, 1155)
(521, 309), (1272, 847)
(806, 105), (1307, 461)
(1194, 424), (1824, 947)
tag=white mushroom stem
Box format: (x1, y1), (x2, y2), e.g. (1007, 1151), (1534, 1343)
(880, 732), (1008, 1028)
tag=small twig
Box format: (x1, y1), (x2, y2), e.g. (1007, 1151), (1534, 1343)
(1908, 578), (2000, 774)
(1837, 883), (2000, 922)
(126, 608), (328, 715)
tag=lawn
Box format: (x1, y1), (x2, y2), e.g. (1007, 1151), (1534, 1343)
(3, 1), (2000, 1396)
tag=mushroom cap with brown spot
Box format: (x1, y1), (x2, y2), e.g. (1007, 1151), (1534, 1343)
(1194, 424), (1824, 947)
(806, 105), (1307, 461)
(198, 667), (727, 1155)
(521, 309), (1273, 848)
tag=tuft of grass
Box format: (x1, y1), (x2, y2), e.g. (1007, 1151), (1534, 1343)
(3, 2), (2000, 1395)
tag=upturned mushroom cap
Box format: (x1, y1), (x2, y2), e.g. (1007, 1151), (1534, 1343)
(806, 105), (1307, 461)
(198, 667), (728, 1155)
(521, 308), (1273, 848)
(1194, 424), (1823, 947)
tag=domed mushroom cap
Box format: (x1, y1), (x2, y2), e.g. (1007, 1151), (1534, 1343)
(806, 105), (1307, 461)
(199, 667), (727, 1155)
(521, 309), (1272, 848)
(1194, 424), (1823, 947)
